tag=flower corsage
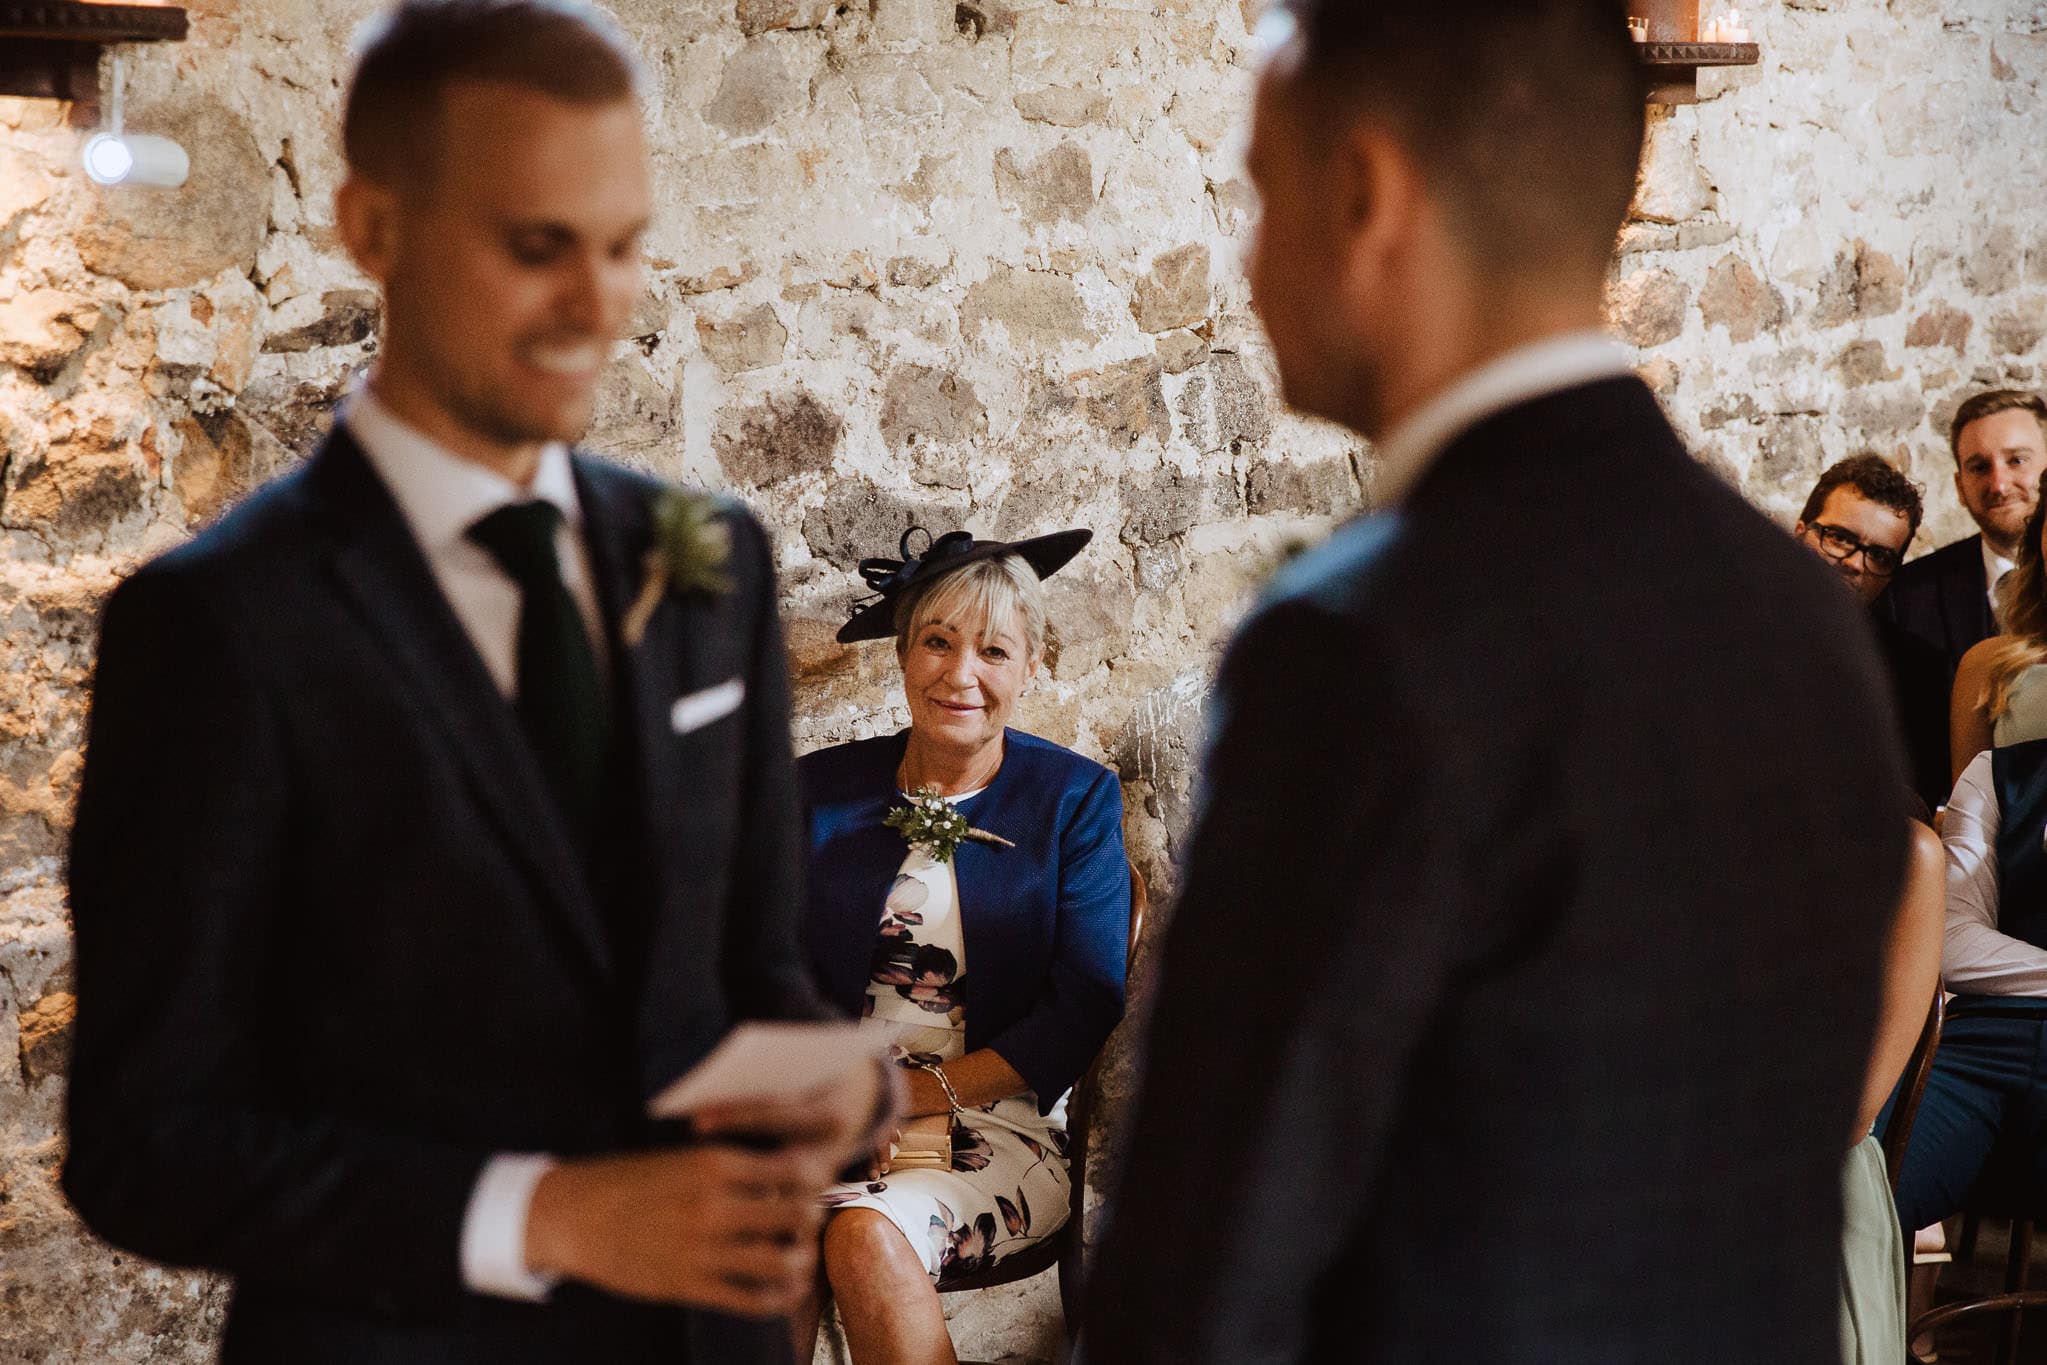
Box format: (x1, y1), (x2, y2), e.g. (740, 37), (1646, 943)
(885, 786), (1016, 862)
(622, 490), (733, 647)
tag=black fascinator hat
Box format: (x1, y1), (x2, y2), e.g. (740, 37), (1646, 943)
(836, 526), (1093, 644)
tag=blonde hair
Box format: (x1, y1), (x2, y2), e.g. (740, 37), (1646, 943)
(893, 555), (1047, 663)
(1983, 496), (2047, 722)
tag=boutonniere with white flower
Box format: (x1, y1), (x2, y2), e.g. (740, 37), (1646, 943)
(622, 490), (733, 648)
(885, 786), (1016, 863)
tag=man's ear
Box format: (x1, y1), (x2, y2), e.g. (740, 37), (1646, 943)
(335, 175), (399, 286)
(1330, 123), (1425, 291)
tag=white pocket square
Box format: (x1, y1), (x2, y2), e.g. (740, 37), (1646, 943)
(670, 678), (745, 734)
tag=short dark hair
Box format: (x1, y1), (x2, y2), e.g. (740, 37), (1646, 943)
(343, 0), (641, 190)
(1950, 389), (2047, 459)
(1800, 454), (1924, 541)
(1285, 0), (1646, 283)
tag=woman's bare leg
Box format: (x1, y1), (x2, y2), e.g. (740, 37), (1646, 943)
(789, 1261), (831, 1365)
(823, 1209), (956, 1365)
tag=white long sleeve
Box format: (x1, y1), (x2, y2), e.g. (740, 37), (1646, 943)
(1941, 750), (2047, 995)
(459, 1153), (560, 1301)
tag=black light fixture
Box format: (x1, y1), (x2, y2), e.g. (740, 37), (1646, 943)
(0, 1), (188, 119)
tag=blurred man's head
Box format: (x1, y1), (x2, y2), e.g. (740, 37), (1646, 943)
(1244, 0), (1644, 437)
(336, 0), (649, 476)
(1950, 390), (2047, 559)
(1794, 454), (1923, 606)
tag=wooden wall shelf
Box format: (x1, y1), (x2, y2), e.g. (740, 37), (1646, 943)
(0, 1), (188, 112)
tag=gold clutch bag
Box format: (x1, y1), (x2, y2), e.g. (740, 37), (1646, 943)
(891, 1115), (954, 1171)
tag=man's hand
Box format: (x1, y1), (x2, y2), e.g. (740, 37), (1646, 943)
(523, 1146), (830, 1316)
(694, 1057), (902, 1167)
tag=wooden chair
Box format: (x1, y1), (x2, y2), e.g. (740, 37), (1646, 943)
(940, 861), (1148, 1349)
(1904, 998), (2047, 1365)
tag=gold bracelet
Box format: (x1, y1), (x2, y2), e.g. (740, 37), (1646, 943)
(915, 1060), (963, 1115)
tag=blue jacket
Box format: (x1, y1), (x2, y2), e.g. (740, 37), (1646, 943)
(801, 728), (1130, 1112)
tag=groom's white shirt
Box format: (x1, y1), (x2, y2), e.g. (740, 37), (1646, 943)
(344, 386), (597, 1302)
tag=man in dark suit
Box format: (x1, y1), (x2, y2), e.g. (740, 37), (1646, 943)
(1792, 454), (1952, 812)
(1877, 389), (2047, 673)
(1080, 3), (1910, 1362)
(62, 4), (885, 1361)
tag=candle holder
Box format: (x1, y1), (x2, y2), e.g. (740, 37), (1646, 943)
(0, 1), (189, 118)
(1634, 0), (1758, 104)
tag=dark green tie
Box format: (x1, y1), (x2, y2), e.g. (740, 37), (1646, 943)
(467, 501), (610, 850)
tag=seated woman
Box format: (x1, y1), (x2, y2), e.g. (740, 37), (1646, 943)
(793, 527), (1131, 1365)
(1950, 499), (2047, 782)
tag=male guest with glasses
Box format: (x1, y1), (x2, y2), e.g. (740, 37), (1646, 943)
(1796, 455), (1953, 812)
(1878, 390), (2047, 673)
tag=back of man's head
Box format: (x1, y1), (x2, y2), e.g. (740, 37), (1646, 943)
(343, 0), (641, 193)
(1287, 0), (1645, 288)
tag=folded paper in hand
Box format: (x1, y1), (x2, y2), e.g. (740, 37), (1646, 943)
(646, 1021), (878, 1119)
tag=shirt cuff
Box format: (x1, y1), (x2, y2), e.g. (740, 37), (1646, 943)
(460, 1153), (560, 1302)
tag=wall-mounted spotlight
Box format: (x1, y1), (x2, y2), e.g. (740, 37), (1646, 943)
(82, 55), (187, 189)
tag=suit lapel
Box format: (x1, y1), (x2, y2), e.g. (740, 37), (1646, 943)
(1942, 535), (1995, 657)
(307, 429), (616, 987)
(573, 459), (693, 919)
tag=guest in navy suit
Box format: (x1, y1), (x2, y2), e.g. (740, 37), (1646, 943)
(1877, 390), (2047, 675)
(790, 530), (1130, 1365)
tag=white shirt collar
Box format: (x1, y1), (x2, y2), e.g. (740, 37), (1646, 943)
(341, 385), (581, 553)
(1984, 538), (2016, 591)
(1370, 331), (1636, 507)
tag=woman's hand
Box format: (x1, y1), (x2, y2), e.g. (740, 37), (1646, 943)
(869, 1132), (896, 1179)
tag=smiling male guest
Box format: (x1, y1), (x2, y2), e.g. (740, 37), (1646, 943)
(1794, 454), (1952, 812)
(1081, 1), (1910, 1361)
(1878, 390), (2047, 673)
(62, 3), (887, 1362)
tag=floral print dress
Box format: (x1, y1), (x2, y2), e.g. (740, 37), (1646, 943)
(819, 792), (1072, 1284)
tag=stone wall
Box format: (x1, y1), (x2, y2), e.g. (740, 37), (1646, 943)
(3, 0), (2047, 1359)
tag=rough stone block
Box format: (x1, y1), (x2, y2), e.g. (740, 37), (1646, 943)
(0, 292), (101, 377)
(1992, 296), (2047, 356)
(1606, 269), (1689, 348)
(17, 989), (74, 1084)
(695, 303), (789, 373)
(74, 93), (271, 292)
(705, 39), (809, 136)
(1632, 117), (1710, 224)
(1697, 256), (1782, 342)
(961, 266), (1094, 350)
(1119, 466), (1202, 545)
(1246, 456), (1358, 518)
(714, 388), (843, 485)
(880, 364), (982, 448)
(260, 288), (378, 354)
(1132, 243), (1210, 334)
(1963, 224), (2023, 297)
(994, 142), (1095, 226)
(1907, 303), (1973, 350)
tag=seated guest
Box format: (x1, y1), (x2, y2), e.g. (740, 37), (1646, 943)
(1796, 455), (1951, 812)
(792, 528), (1131, 1365)
(1879, 390), (2047, 674)
(1951, 497), (2047, 779)
(1843, 820), (1945, 1365)
(1890, 735), (2047, 1240)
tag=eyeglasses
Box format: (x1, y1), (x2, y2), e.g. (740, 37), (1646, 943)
(1807, 522), (1904, 577)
